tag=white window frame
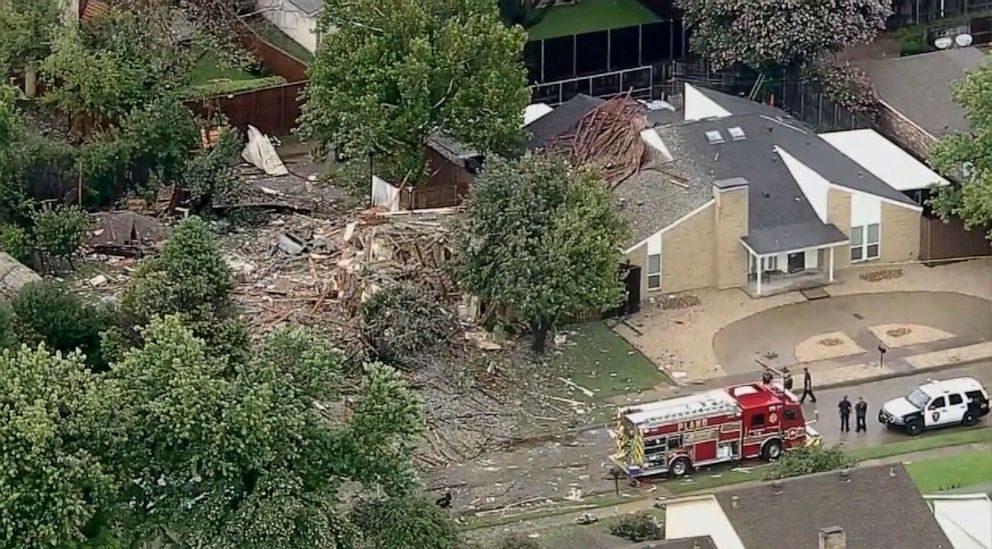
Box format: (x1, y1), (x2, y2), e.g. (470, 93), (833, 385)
(850, 223), (880, 262)
(763, 255), (778, 272)
(647, 253), (661, 290)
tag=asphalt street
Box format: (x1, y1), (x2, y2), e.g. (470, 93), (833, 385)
(439, 361), (992, 512)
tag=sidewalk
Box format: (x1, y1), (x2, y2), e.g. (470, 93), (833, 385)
(473, 440), (992, 536)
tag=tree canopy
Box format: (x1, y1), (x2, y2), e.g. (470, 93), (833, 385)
(930, 60), (992, 239)
(299, 0), (530, 178)
(677, 0), (891, 69)
(456, 154), (630, 352)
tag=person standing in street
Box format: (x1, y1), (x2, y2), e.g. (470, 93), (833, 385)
(855, 397), (868, 433)
(800, 367), (816, 403)
(839, 396), (852, 432)
(782, 367), (794, 392)
(761, 369), (773, 384)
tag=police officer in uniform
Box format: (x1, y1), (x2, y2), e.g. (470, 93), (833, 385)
(855, 397), (868, 432)
(838, 395), (852, 432)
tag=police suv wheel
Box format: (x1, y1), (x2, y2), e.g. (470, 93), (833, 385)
(762, 440), (783, 461)
(906, 419), (923, 436)
(963, 412), (978, 427)
(669, 458), (690, 478)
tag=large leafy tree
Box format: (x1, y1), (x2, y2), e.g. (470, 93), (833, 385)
(0, 346), (114, 548)
(300, 0), (530, 178)
(0, 0), (59, 96)
(930, 59), (992, 239)
(678, 0), (891, 70)
(456, 154), (630, 353)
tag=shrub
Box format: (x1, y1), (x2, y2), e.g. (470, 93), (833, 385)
(0, 302), (17, 350)
(121, 216), (233, 323)
(0, 224), (30, 261)
(802, 61), (880, 117)
(608, 513), (663, 543)
(350, 496), (463, 549)
(31, 204), (89, 269)
(359, 282), (455, 369)
(766, 445), (858, 480)
(11, 281), (111, 369)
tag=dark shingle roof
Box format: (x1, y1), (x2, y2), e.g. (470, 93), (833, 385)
(743, 222), (848, 254)
(524, 94), (606, 150)
(856, 47), (988, 137)
(287, 0), (323, 16)
(715, 464), (953, 549)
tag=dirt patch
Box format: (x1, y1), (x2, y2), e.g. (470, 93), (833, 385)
(860, 268), (903, 282)
(795, 332), (866, 363)
(869, 323), (956, 348)
(660, 294), (701, 310)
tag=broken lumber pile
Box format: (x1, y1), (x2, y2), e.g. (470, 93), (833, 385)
(550, 96), (649, 187)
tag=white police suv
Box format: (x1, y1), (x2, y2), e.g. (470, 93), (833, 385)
(878, 377), (990, 436)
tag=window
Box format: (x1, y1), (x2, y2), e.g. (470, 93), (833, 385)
(929, 397), (946, 410)
(949, 394), (963, 405)
(966, 390), (985, 402)
(667, 435), (683, 449)
(647, 253), (661, 290)
(784, 409), (797, 421)
(763, 256), (778, 272)
(752, 413), (765, 426)
(850, 223), (880, 262)
(705, 130), (725, 144)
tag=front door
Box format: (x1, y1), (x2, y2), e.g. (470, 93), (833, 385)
(925, 396), (953, 427)
(945, 393), (969, 424)
(787, 252), (805, 273)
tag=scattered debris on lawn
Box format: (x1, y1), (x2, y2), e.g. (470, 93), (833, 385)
(661, 293), (701, 310)
(860, 268), (903, 282)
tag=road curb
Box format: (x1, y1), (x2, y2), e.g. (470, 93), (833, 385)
(507, 353), (992, 446)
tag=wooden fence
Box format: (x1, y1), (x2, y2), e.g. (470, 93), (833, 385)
(919, 215), (991, 262)
(188, 81), (306, 136)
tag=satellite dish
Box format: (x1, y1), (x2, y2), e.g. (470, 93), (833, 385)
(956, 33), (974, 47)
(935, 37), (953, 49)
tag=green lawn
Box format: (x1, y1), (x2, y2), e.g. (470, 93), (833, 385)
(248, 17), (315, 64)
(846, 427), (992, 461)
(191, 52), (256, 84)
(551, 321), (668, 400)
(527, 0), (661, 41)
(906, 450), (992, 493)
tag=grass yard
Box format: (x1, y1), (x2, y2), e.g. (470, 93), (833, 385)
(191, 52), (256, 84)
(846, 426), (992, 461)
(906, 450), (992, 493)
(527, 0), (661, 40)
(551, 321), (669, 400)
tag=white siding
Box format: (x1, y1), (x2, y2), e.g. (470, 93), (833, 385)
(684, 83), (732, 121)
(777, 147), (829, 223)
(926, 495), (992, 549)
(850, 190), (882, 227)
(259, 0), (320, 53)
(820, 129), (949, 192)
(805, 249), (818, 269)
(647, 233), (661, 255)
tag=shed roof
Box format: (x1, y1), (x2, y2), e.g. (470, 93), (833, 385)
(286, 0), (323, 16)
(856, 47), (988, 137)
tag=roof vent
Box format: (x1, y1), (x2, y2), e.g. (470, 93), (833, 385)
(705, 130), (725, 145)
(728, 126), (746, 140)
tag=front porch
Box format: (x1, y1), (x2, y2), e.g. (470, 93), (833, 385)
(744, 267), (834, 298)
(742, 243), (846, 298)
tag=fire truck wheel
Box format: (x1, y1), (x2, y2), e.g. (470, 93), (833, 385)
(668, 457), (690, 478)
(761, 439), (783, 461)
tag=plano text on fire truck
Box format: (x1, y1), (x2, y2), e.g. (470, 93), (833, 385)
(610, 382), (821, 478)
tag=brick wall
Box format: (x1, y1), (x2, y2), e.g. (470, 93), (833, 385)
(880, 202), (921, 263)
(715, 184), (749, 289)
(827, 188), (852, 270)
(876, 104), (936, 162)
(662, 202), (717, 293)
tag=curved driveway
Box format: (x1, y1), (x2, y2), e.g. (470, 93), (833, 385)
(713, 292), (992, 375)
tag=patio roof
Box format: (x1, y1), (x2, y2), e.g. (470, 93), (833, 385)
(741, 222), (848, 255)
(527, 0), (661, 41)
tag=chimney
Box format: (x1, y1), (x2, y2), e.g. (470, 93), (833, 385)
(731, 495), (740, 509)
(713, 177), (749, 289)
(819, 526), (846, 549)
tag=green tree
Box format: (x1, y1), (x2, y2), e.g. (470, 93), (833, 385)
(930, 60), (992, 239)
(351, 495), (463, 549)
(0, 0), (59, 96)
(456, 154), (630, 353)
(0, 345), (114, 548)
(103, 318), (426, 548)
(359, 281), (456, 369)
(678, 0), (890, 70)
(300, 0), (529, 178)
(11, 281), (112, 370)
(31, 204), (90, 269)
(121, 216), (234, 324)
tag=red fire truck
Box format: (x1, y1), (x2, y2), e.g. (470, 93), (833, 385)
(610, 382), (820, 478)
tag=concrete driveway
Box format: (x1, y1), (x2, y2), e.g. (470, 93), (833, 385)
(713, 292), (992, 375)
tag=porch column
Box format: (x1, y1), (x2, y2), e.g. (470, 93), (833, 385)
(828, 246), (835, 282)
(755, 252), (762, 295)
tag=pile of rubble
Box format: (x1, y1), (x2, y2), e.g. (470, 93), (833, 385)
(223, 206), (460, 337)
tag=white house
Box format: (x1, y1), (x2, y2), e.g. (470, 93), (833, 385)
(925, 493), (992, 549)
(257, 0), (322, 53)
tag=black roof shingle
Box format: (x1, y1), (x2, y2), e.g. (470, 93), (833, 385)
(524, 94), (605, 150)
